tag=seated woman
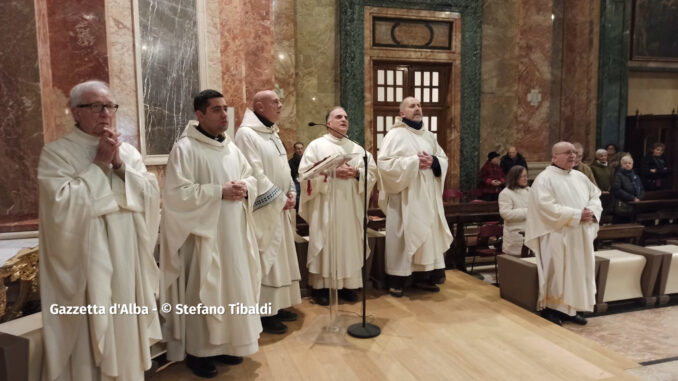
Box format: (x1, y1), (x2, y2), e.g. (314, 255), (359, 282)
(640, 142), (672, 191)
(478, 151), (505, 201)
(612, 155), (645, 223)
(498, 165), (529, 256)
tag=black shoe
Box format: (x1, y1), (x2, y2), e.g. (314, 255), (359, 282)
(210, 354), (243, 365)
(186, 355), (217, 378)
(388, 288), (403, 297)
(261, 316), (288, 334)
(541, 309), (562, 326)
(276, 309), (297, 322)
(312, 289), (330, 306)
(433, 276), (446, 285)
(413, 281), (440, 292)
(562, 312), (587, 325)
(338, 289), (359, 302)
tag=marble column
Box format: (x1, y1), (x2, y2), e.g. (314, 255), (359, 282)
(274, 0), (298, 151)
(0, 1), (44, 229)
(559, 0), (600, 160)
(221, 0), (275, 131)
(512, 0), (554, 162)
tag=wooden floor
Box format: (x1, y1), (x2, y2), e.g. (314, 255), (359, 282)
(149, 270), (640, 381)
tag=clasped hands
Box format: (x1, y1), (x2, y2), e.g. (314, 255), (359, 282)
(580, 208), (596, 223)
(418, 152), (433, 170)
(335, 162), (358, 179)
(94, 127), (123, 169)
(222, 181), (248, 201)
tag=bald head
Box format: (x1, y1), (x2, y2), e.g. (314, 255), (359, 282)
(552, 141), (576, 170)
(399, 97), (423, 122)
(253, 90), (282, 123)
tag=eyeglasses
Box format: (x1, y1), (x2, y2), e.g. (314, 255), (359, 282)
(555, 150), (577, 156)
(77, 103), (119, 113)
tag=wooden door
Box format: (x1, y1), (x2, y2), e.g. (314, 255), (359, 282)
(372, 61), (451, 155)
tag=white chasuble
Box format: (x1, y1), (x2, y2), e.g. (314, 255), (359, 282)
(525, 165), (602, 315)
(160, 125), (262, 360)
(298, 134), (377, 289)
(377, 118), (453, 276)
(235, 109), (301, 314)
(38, 128), (161, 381)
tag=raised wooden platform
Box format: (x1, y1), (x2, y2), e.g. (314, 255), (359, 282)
(149, 270), (639, 381)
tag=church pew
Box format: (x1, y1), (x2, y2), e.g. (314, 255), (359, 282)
(496, 254), (609, 313)
(594, 223), (644, 249)
(634, 244), (678, 305)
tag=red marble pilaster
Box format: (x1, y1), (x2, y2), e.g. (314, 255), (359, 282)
(513, 0), (554, 161)
(39, 0), (110, 144)
(221, 0), (275, 131)
(559, 0), (600, 160)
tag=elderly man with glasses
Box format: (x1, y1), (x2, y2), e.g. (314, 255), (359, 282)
(38, 80), (161, 381)
(525, 142), (602, 327)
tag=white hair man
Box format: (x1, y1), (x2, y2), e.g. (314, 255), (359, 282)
(525, 141), (602, 326)
(377, 97), (453, 297)
(590, 148), (614, 192)
(38, 80), (161, 380)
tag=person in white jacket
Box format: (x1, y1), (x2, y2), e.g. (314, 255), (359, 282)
(498, 165), (529, 256)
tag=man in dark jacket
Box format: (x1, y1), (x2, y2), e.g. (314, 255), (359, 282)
(500, 146), (528, 175)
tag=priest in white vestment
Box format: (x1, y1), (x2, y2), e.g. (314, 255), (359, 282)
(38, 81), (161, 381)
(235, 90), (301, 334)
(160, 90), (262, 378)
(377, 97), (453, 297)
(298, 107), (377, 305)
(525, 142), (602, 326)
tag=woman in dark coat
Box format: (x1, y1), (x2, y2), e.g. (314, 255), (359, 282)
(640, 142), (672, 191)
(478, 151), (505, 201)
(612, 155), (645, 223)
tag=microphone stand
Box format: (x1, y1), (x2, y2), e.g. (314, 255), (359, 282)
(308, 122), (380, 338)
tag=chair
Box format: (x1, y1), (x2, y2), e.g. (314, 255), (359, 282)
(469, 222), (504, 281)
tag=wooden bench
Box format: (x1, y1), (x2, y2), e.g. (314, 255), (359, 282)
(594, 223), (644, 249)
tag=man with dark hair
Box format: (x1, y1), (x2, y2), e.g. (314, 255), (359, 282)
(377, 97), (453, 297)
(39, 80), (161, 380)
(161, 89), (262, 378)
(289, 141), (305, 209)
(235, 90), (301, 334)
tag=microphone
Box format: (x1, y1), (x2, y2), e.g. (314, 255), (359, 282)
(308, 121), (350, 139)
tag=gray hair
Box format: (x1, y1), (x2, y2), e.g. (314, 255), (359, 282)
(595, 148), (607, 158)
(620, 154), (634, 164)
(69, 80), (113, 108)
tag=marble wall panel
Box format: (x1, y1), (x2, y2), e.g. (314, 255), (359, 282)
(41, 0), (110, 143)
(106, 0), (139, 148)
(221, 0), (275, 134)
(295, 0), (339, 146)
(512, 0), (553, 162)
(139, 0), (200, 156)
(273, 0), (297, 152)
(559, 0), (600, 160)
(0, 1), (43, 224)
(628, 72), (678, 115)
(480, 0), (520, 162)
(206, 0), (223, 92)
